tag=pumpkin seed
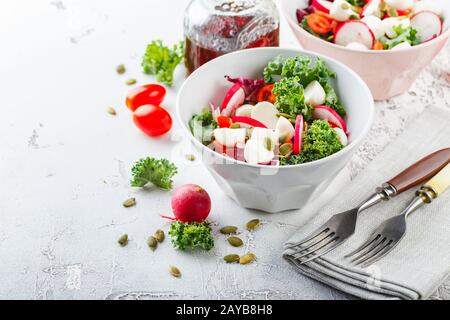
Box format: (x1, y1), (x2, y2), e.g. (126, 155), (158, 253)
(276, 113), (291, 119)
(279, 143), (293, 157)
(169, 265), (181, 278)
(246, 219), (261, 231)
(230, 123), (241, 129)
(147, 236), (158, 251)
(228, 236), (243, 247)
(263, 137), (274, 152)
(116, 64), (126, 74)
(126, 78), (137, 85)
(154, 229), (165, 243)
(122, 197), (136, 208)
(220, 226), (238, 235)
(185, 154), (196, 161)
(107, 107), (117, 116)
(118, 234), (128, 246)
(239, 252), (256, 265)
(224, 254), (240, 263)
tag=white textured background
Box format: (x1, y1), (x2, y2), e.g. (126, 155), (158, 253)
(0, 0), (448, 300)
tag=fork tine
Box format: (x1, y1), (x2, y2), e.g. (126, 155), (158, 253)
(354, 239), (391, 266)
(299, 238), (345, 264)
(349, 236), (384, 262)
(285, 227), (331, 250)
(360, 240), (398, 267)
(293, 231), (335, 254)
(345, 234), (381, 258)
(293, 236), (339, 261)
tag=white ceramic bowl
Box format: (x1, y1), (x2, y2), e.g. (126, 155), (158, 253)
(176, 48), (374, 213)
(281, 0), (450, 100)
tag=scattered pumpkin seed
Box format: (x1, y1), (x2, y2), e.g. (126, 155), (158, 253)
(224, 254), (240, 263)
(122, 197), (136, 208)
(107, 106), (117, 116)
(147, 236), (158, 251)
(154, 229), (165, 243)
(239, 252), (256, 265)
(169, 265), (181, 278)
(230, 123), (241, 129)
(228, 236), (243, 247)
(118, 234), (129, 247)
(126, 78), (137, 85)
(279, 143), (293, 157)
(246, 219), (261, 231)
(116, 64), (126, 74)
(185, 154), (196, 161)
(220, 226), (238, 235)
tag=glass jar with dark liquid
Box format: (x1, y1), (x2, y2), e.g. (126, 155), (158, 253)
(184, 0), (280, 74)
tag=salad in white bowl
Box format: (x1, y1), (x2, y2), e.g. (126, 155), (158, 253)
(189, 54), (348, 166)
(296, 0), (444, 50)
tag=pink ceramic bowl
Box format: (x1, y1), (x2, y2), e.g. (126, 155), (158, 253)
(280, 0), (450, 100)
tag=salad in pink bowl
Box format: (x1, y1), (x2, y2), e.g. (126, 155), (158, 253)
(296, 0), (444, 50)
(189, 55), (349, 166)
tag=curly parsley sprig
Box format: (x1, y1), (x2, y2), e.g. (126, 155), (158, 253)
(130, 157), (177, 189)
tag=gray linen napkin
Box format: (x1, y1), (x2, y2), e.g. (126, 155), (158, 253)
(283, 106), (450, 300)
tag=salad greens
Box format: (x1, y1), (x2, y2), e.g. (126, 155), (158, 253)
(189, 107), (218, 145)
(280, 120), (343, 165)
(142, 40), (184, 86)
(380, 25), (421, 50)
(169, 221), (214, 251)
(131, 157), (178, 189)
(272, 76), (312, 121)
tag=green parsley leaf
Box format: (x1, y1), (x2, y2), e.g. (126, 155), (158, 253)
(130, 157), (177, 189)
(169, 221), (214, 251)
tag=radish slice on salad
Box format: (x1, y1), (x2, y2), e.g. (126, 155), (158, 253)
(333, 128), (348, 147)
(361, 15), (384, 39)
(411, 11), (443, 43)
(231, 116), (267, 128)
(293, 115), (304, 155)
(361, 0), (382, 18)
(335, 21), (375, 49)
(213, 128), (246, 147)
(330, 0), (360, 22)
(312, 0), (333, 13)
(384, 0), (414, 11)
(414, 0), (442, 16)
(391, 41), (412, 50)
(221, 83), (245, 117)
(250, 127), (279, 145)
(235, 104), (253, 117)
(244, 139), (275, 165)
(304, 80), (326, 106)
(275, 116), (295, 143)
(250, 101), (279, 129)
(313, 105), (347, 133)
(346, 42), (370, 50)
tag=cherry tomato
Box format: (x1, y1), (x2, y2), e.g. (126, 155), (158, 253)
(133, 104), (172, 137)
(256, 84), (276, 104)
(126, 84), (166, 111)
(217, 115), (232, 128)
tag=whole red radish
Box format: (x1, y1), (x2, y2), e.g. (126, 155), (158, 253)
(171, 184), (211, 223)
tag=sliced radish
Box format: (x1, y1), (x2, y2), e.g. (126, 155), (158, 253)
(391, 41), (412, 50)
(335, 21), (375, 49)
(414, 0), (442, 16)
(312, 0), (333, 13)
(221, 83), (245, 117)
(313, 105), (347, 133)
(213, 128), (246, 147)
(384, 0), (414, 11)
(361, 15), (384, 39)
(244, 139), (275, 165)
(293, 115), (304, 155)
(333, 128), (348, 147)
(275, 116), (295, 143)
(346, 42), (370, 50)
(361, 0), (382, 18)
(235, 104), (253, 117)
(250, 127), (279, 145)
(231, 116), (267, 128)
(382, 17), (411, 38)
(250, 101), (279, 129)
(330, 0), (360, 22)
(411, 11), (443, 43)
(304, 80), (326, 106)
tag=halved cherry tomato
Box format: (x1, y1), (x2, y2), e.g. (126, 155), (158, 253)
(126, 84), (166, 111)
(256, 84), (276, 104)
(307, 13), (332, 34)
(133, 104), (172, 137)
(217, 115), (232, 128)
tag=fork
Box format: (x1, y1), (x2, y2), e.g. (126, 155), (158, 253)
(286, 148), (450, 264)
(346, 162), (450, 268)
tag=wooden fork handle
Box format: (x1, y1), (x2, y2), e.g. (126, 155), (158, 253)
(387, 148), (450, 195)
